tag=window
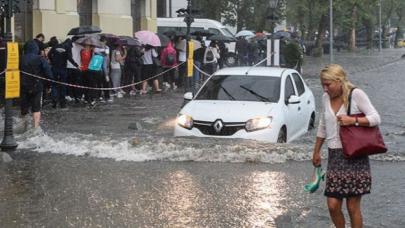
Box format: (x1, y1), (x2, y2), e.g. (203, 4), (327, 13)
(292, 73), (305, 96)
(284, 76), (296, 101)
(208, 28), (221, 35)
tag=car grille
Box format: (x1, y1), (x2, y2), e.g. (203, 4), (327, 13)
(193, 120), (246, 136)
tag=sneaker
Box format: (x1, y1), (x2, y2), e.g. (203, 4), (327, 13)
(172, 84), (178, 90)
(65, 96), (73, 102)
(117, 93), (123, 98)
(129, 90), (136, 96)
(139, 90), (147, 95)
(107, 98), (113, 103)
(110, 93), (117, 97)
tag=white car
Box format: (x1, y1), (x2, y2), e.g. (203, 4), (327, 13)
(174, 67), (316, 143)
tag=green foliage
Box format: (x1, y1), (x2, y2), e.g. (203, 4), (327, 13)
(197, 0), (286, 32)
(283, 40), (303, 68)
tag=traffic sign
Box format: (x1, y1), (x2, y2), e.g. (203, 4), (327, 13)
(6, 42), (19, 70)
(5, 70), (20, 99)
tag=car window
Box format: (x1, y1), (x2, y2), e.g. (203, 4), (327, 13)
(292, 73), (305, 96)
(221, 28), (235, 37)
(157, 26), (183, 34)
(195, 75), (281, 102)
(284, 76), (296, 100)
(208, 28), (221, 35)
(190, 27), (204, 33)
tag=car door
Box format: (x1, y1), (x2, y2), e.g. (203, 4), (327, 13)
(283, 74), (301, 140)
(291, 72), (311, 135)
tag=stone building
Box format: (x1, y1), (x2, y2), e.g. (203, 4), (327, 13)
(5, 0), (158, 42)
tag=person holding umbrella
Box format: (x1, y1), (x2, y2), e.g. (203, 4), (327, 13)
(203, 40), (220, 76)
(140, 45), (161, 94)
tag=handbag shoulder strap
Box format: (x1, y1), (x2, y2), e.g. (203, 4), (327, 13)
(347, 87), (357, 115)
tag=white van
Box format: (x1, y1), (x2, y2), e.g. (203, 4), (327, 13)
(157, 17), (237, 66)
(157, 17), (235, 39)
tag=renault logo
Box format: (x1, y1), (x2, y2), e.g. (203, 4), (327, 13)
(213, 120), (223, 133)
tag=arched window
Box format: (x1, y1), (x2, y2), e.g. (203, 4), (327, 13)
(77, 0), (92, 26)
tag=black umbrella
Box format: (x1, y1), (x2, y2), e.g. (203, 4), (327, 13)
(272, 31), (292, 39)
(207, 35), (236, 42)
(68, 25), (102, 36)
(191, 30), (215, 37)
(157, 34), (171, 47)
(118, 36), (141, 46)
(100, 33), (120, 46)
(163, 30), (185, 37)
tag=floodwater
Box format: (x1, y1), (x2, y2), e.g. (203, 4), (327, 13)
(1, 49), (404, 227)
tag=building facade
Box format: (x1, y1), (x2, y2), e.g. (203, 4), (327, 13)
(9, 0), (157, 42)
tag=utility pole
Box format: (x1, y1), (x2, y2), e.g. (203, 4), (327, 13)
(378, 0), (382, 52)
(329, 0), (334, 63)
(1, 0), (18, 153)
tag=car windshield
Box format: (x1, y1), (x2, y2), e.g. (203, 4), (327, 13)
(195, 75), (281, 102)
(221, 28), (235, 37)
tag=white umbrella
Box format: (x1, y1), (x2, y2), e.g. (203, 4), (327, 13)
(235, 30), (255, 38)
(175, 39), (202, 51)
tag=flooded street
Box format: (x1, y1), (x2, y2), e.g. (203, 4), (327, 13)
(1, 49), (405, 227)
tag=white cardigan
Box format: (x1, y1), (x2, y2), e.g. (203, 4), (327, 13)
(317, 88), (381, 149)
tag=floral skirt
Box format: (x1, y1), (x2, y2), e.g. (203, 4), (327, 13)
(324, 148), (371, 198)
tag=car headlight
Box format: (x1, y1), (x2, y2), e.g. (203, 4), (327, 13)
(177, 114), (193, 129)
(245, 117), (272, 132)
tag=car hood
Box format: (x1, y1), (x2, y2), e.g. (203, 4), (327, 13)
(181, 100), (274, 122)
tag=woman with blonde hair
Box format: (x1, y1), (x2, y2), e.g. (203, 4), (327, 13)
(312, 64), (381, 228)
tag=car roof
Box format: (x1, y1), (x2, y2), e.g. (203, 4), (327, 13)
(214, 67), (292, 77)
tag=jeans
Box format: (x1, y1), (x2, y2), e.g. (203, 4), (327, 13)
(51, 67), (68, 105)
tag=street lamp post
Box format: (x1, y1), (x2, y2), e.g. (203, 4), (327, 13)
(268, 0), (279, 33)
(1, 0), (17, 152)
(329, 0), (334, 63)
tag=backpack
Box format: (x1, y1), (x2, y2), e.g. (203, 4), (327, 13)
(165, 47), (176, 65)
(88, 54), (104, 71)
(205, 48), (214, 62)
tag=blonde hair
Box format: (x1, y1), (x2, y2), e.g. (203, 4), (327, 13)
(320, 64), (355, 109)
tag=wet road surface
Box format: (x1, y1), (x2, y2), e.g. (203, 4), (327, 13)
(1, 49), (405, 227)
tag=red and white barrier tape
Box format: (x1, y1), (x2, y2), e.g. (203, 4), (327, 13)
(18, 62), (184, 91)
(0, 70), (5, 76)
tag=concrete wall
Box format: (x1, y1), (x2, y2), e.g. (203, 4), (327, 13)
(28, 0), (158, 40)
(140, 0), (157, 32)
(32, 0), (79, 40)
(92, 0), (133, 36)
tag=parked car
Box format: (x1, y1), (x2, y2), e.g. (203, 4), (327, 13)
(174, 67), (316, 143)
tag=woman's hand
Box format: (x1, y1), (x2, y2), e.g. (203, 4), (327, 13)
(312, 151), (321, 167)
(336, 115), (355, 126)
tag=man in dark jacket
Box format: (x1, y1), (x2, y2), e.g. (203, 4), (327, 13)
(20, 40), (53, 128)
(34, 33), (46, 56)
(48, 38), (79, 108)
(235, 37), (249, 66)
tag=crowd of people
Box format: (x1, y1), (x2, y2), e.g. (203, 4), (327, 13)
(15, 32), (231, 127)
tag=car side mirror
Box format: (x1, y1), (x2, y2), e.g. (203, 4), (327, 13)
(184, 92), (193, 101)
(288, 95), (300, 104)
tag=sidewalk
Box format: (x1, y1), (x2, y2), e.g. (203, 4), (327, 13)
(302, 48), (405, 78)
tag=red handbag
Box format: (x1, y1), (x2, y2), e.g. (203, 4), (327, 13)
(339, 88), (387, 158)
